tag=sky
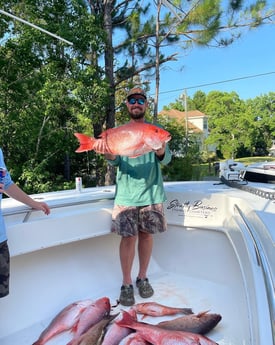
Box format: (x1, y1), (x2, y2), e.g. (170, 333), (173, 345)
(149, 23), (275, 110)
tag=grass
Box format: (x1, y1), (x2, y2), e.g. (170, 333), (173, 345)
(234, 156), (275, 165)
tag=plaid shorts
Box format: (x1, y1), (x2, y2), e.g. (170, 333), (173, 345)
(111, 203), (167, 237)
(0, 240), (10, 298)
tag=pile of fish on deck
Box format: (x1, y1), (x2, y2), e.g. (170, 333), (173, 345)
(32, 296), (222, 345)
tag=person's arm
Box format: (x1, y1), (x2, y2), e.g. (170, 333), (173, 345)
(4, 183), (50, 215)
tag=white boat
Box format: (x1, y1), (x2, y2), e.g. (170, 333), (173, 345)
(240, 161), (275, 184)
(219, 159), (246, 181)
(0, 181), (274, 345)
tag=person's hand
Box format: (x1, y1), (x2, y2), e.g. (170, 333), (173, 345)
(154, 143), (166, 158)
(104, 153), (117, 160)
(32, 201), (50, 215)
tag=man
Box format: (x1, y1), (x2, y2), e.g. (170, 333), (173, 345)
(105, 87), (171, 306)
(0, 149), (50, 298)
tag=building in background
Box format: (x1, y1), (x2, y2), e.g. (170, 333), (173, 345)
(159, 109), (216, 153)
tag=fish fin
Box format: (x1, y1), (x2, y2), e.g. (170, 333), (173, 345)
(74, 133), (95, 153)
(71, 319), (79, 333)
(128, 308), (138, 321)
(116, 311), (135, 328)
(196, 310), (211, 317)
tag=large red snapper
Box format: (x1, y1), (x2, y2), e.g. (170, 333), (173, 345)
(67, 297), (111, 345)
(74, 122), (171, 158)
(132, 301), (193, 319)
(116, 311), (219, 345)
(32, 299), (94, 345)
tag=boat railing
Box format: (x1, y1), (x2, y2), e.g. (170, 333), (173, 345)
(234, 204), (275, 343)
(3, 196), (115, 223)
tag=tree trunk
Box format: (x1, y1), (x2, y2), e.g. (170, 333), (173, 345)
(104, 0), (116, 185)
(153, 0), (161, 124)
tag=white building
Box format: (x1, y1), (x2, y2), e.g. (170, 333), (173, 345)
(159, 109), (216, 152)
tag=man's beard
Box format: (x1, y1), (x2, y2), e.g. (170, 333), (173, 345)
(129, 109), (145, 120)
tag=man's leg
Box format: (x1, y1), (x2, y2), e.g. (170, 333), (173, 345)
(119, 235), (137, 306)
(120, 235), (137, 285)
(136, 231), (154, 298)
(137, 231), (153, 280)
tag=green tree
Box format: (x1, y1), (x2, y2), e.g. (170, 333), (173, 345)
(204, 91), (249, 159)
(245, 92), (275, 155)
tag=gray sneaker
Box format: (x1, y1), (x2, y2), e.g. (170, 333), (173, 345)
(119, 284), (135, 306)
(136, 278), (154, 298)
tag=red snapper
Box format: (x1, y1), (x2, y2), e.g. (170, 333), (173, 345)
(32, 299), (94, 345)
(116, 311), (219, 345)
(74, 122), (171, 158)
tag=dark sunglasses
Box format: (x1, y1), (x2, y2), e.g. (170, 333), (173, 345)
(128, 98), (146, 105)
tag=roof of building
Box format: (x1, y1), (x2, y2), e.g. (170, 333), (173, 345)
(159, 109), (207, 120)
(159, 109), (206, 133)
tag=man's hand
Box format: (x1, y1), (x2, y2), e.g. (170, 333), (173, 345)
(104, 153), (117, 160)
(154, 143), (166, 160)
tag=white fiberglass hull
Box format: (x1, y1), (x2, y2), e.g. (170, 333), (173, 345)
(0, 182), (274, 345)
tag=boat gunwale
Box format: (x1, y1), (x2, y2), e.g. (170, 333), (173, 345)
(234, 204), (275, 343)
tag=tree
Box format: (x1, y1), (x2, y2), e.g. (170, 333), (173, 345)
(245, 92), (275, 155)
(0, 0), (109, 190)
(204, 91), (249, 159)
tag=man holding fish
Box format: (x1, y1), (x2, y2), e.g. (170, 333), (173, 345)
(104, 87), (172, 306)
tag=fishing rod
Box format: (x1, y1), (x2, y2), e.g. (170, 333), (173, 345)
(0, 9), (73, 46)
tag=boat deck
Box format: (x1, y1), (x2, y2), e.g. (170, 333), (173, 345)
(0, 228), (258, 345)
(0, 182), (274, 344)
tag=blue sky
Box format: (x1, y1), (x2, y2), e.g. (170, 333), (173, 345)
(150, 23), (275, 110)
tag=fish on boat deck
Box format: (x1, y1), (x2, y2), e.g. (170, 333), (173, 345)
(67, 297), (111, 345)
(32, 297), (110, 345)
(116, 311), (219, 345)
(157, 310), (222, 334)
(74, 121), (171, 158)
(68, 313), (118, 345)
(132, 301), (193, 319)
(32, 299), (94, 345)
(101, 308), (137, 345)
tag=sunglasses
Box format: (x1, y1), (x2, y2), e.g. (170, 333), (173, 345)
(128, 98), (146, 105)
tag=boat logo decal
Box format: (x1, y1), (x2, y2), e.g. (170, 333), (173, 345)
(166, 199), (218, 219)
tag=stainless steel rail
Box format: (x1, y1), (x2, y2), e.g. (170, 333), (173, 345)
(3, 197), (115, 223)
(234, 204), (275, 344)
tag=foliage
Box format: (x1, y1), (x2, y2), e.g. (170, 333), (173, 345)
(163, 156), (193, 181)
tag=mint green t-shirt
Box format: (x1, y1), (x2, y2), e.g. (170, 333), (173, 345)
(108, 146), (171, 206)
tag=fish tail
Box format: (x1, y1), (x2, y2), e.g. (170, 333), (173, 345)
(181, 308), (193, 315)
(74, 133), (95, 153)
